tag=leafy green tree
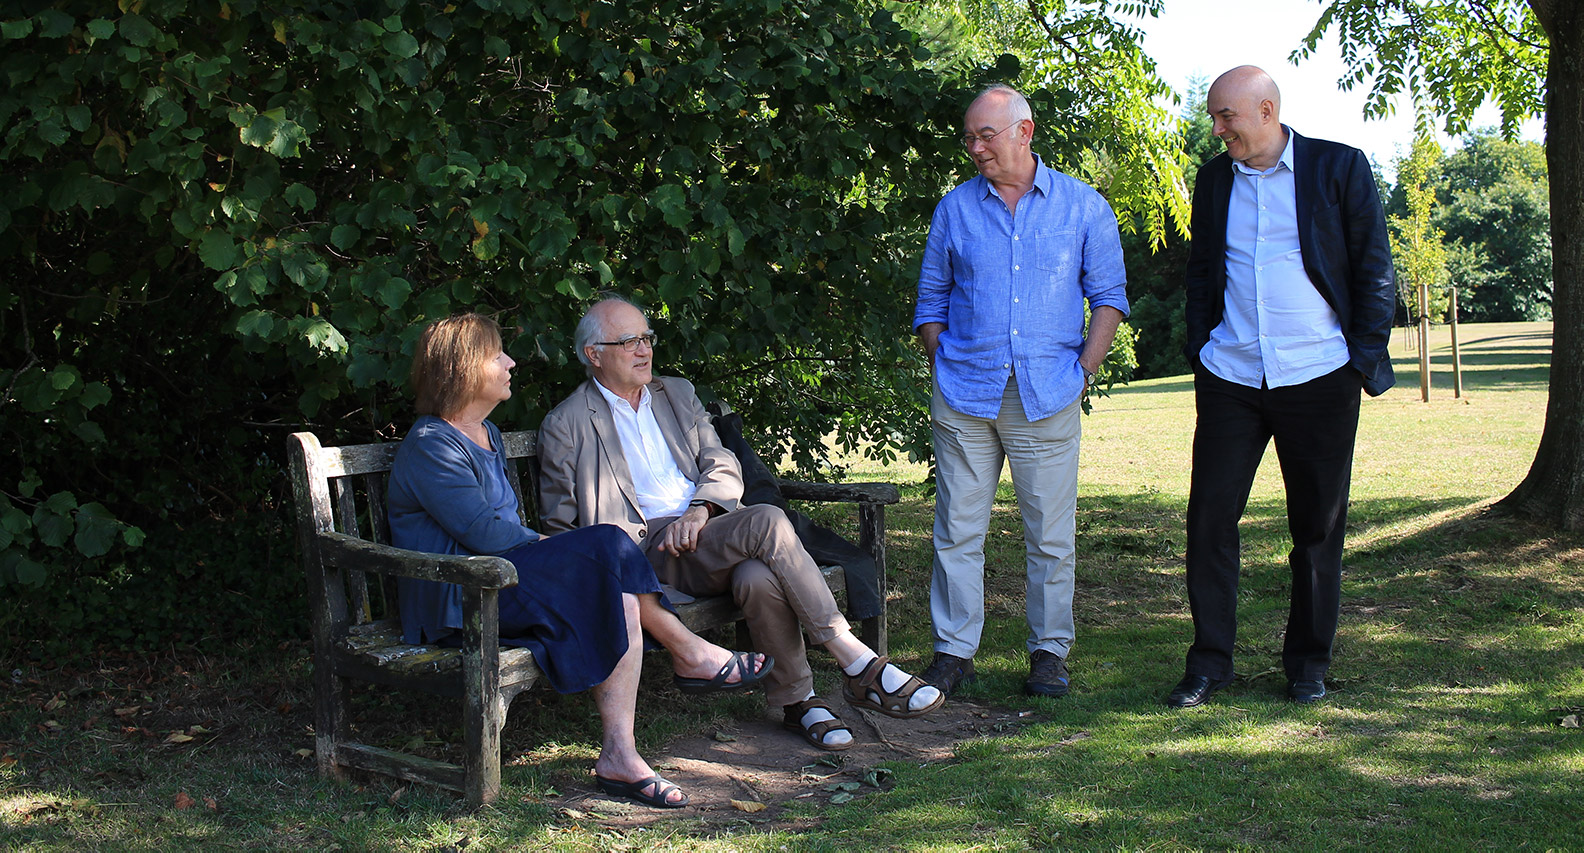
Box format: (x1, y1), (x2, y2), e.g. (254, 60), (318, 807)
(1389, 133), (1451, 325)
(1121, 78), (1223, 380)
(898, 0), (1191, 246)
(0, 0), (968, 648)
(1297, 0), (1584, 529)
(1435, 132), (1551, 322)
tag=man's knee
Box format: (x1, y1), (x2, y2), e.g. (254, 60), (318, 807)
(730, 558), (782, 602)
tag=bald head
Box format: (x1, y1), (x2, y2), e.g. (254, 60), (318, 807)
(1206, 66), (1288, 170)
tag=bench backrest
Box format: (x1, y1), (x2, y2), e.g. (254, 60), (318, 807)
(287, 430), (542, 628)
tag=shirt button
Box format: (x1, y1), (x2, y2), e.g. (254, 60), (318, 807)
(1012, 329), (1019, 335)
(1004, 363), (1011, 369)
(1014, 265), (1021, 270)
(1014, 235), (1020, 240)
(638, 528), (647, 539)
(1013, 297), (1020, 303)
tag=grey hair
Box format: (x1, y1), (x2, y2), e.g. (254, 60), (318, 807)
(573, 295), (646, 371)
(976, 83), (1032, 124)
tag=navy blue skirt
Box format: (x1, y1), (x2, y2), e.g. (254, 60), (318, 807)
(495, 524), (664, 694)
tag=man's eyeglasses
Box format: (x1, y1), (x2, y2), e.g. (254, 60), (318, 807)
(596, 333), (657, 352)
(961, 121), (1019, 149)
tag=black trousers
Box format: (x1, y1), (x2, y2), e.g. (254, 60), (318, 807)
(1184, 363), (1362, 682)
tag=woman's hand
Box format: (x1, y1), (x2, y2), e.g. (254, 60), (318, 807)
(658, 505), (711, 556)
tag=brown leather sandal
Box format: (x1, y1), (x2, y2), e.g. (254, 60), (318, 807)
(842, 655), (945, 719)
(782, 697), (854, 751)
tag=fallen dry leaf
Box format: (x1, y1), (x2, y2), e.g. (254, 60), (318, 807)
(113, 706), (140, 718)
(712, 731), (737, 743)
(730, 799), (766, 813)
(164, 732), (195, 744)
(1561, 715), (1580, 729)
(295, 748), (314, 758)
(204, 797), (218, 812)
(560, 807), (586, 820)
(173, 791), (196, 810)
(43, 695), (64, 712)
(1059, 731), (1092, 745)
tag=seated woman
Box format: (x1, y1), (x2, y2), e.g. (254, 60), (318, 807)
(387, 313), (772, 809)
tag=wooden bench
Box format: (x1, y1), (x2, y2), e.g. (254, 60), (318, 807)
(287, 429), (897, 805)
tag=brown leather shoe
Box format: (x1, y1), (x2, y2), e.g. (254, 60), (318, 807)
(919, 652), (976, 697)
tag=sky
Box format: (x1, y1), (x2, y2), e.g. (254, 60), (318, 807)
(1132, 0), (1545, 180)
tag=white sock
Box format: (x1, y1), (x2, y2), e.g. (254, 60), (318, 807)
(795, 692), (852, 747)
(843, 656), (942, 712)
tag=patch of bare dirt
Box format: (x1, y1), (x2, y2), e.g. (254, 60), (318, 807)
(546, 697), (1039, 830)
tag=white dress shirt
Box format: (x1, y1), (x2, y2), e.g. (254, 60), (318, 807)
(1201, 129), (1350, 389)
(592, 380), (696, 519)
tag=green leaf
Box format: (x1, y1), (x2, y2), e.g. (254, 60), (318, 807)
(383, 30), (420, 58)
(377, 277), (412, 309)
(303, 318), (349, 353)
(330, 224), (361, 250)
(237, 310), (275, 338)
(33, 508), (73, 548)
(199, 230), (241, 270)
(118, 13), (157, 46)
(73, 421), (107, 444)
(284, 183), (317, 211)
(48, 365), (81, 391)
(78, 382), (111, 409)
(36, 9), (74, 38)
(1, 19), (35, 39)
(73, 503), (119, 558)
(11, 555), (49, 587)
(86, 18), (114, 39)
(122, 526), (146, 548)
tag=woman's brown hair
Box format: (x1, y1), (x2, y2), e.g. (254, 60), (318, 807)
(410, 313), (503, 417)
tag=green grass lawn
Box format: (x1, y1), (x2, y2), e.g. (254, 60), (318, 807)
(4, 322), (1581, 851)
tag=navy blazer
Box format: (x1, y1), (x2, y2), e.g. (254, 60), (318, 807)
(1184, 130), (1397, 397)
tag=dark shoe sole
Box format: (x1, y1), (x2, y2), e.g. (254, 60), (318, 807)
(1024, 680), (1070, 698)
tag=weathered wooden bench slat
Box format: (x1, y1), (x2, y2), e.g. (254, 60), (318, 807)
(288, 428), (891, 806)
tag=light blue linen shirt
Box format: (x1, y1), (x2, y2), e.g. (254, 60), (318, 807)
(1200, 129), (1349, 389)
(914, 154), (1129, 421)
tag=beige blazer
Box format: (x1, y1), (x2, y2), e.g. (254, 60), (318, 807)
(537, 376), (744, 547)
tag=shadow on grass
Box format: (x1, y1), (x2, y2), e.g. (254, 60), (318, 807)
(3, 489), (1580, 849)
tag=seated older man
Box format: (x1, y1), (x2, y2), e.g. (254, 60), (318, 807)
(538, 297), (942, 750)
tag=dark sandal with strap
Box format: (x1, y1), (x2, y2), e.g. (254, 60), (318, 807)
(842, 655), (945, 719)
(595, 773), (690, 808)
(783, 697), (854, 751)
(673, 650), (775, 694)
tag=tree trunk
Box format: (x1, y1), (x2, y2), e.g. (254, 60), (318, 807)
(1499, 0), (1584, 528)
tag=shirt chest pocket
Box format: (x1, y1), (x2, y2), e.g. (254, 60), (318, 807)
(1031, 229), (1080, 276)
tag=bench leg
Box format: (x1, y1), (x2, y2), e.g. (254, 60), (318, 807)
(858, 503), (889, 655)
(463, 589), (504, 806)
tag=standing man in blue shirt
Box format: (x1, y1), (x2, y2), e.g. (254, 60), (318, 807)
(1166, 67), (1396, 709)
(914, 83), (1129, 699)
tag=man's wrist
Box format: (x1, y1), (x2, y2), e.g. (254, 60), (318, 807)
(688, 499), (718, 518)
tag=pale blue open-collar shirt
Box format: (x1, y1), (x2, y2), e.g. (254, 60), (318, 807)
(1200, 128), (1349, 389)
(914, 154), (1129, 421)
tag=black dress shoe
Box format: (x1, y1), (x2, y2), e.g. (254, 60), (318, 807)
(1165, 674), (1230, 708)
(1287, 679), (1327, 704)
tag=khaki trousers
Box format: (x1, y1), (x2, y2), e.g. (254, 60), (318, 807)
(646, 504), (851, 707)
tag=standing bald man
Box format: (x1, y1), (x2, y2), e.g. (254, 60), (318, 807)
(915, 83), (1129, 699)
(1166, 66), (1396, 708)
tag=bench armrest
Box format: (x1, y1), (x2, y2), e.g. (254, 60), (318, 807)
(775, 480), (900, 505)
(316, 531), (518, 589)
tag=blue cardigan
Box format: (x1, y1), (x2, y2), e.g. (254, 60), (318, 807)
(387, 416), (539, 644)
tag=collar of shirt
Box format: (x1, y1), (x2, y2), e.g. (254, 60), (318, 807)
(975, 152), (1056, 202)
(1230, 125), (1296, 178)
(592, 379), (697, 519)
